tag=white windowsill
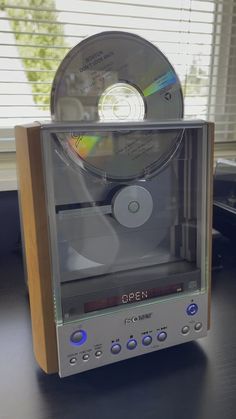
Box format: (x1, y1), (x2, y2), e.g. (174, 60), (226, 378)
(0, 174), (17, 191)
(0, 128), (16, 191)
(0, 152), (17, 191)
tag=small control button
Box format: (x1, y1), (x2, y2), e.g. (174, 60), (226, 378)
(111, 343), (121, 355)
(182, 326), (190, 335)
(142, 335), (152, 346)
(186, 303), (198, 316)
(194, 322), (203, 331)
(157, 331), (167, 342)
(70, 329), (87, 346)
(69, 357), (77, 365)
(95, 350), (102, 358)
(82, 354), (90, 361)
(127, 339), (137, 350)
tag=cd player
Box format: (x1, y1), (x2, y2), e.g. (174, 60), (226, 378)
(15, 31), (213, 377)
(15, 120), (213, 377)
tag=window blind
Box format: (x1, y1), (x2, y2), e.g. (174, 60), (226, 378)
(0, 0), (236, 142)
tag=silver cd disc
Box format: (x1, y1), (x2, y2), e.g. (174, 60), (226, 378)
(51, 31), (184, 180)
(56, 127), (183, 181)
(51, 31), (183, 122)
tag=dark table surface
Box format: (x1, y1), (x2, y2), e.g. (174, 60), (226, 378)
(0, 237), (236, 419)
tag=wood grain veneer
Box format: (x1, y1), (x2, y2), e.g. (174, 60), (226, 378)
(15, 123), (58, 373)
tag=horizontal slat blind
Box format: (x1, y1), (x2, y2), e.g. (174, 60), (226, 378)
(0, 0), (236, 142)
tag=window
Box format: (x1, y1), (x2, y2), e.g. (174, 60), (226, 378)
(0, 0), (236, 188)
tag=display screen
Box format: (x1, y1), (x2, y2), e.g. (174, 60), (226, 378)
(84, 283), (183, 313)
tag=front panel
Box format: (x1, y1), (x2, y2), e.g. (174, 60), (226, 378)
(57, 293), (208, 377)
(40, 120), (212, 377)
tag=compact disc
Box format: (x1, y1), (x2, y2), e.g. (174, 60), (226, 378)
(56, 127), (183, 181)
(51, 31), (183, 122)
(51, 31), (184, 180)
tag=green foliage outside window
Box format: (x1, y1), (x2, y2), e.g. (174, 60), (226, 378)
(1, 0), (68, 108)
(1, 1), (209, 111)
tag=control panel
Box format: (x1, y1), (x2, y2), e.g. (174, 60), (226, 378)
(57, 294), (208, 377)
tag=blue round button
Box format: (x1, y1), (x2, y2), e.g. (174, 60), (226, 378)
(186, 303), (198, 316)
(70, 329), (87, 346)
(157, 331), (167, 342)
(142, 335), (152, 346)
(127, 339), (137, 350)
(111, 343), (121, 355)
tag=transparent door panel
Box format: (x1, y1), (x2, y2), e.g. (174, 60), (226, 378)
(41, 121), (210, 324)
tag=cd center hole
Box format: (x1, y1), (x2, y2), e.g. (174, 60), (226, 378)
(113, 98), (131, 118)
(98, 82), (145, 121)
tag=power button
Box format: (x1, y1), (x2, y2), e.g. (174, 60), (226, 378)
(186, 303), (198, 316)
(70, 330), (87, 346)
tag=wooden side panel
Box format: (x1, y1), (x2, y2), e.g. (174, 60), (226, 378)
(207, 122), (215, 329)
(15, 123), (58, 374)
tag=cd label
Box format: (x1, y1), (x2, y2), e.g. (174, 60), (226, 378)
(79, 51), (114, 73)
